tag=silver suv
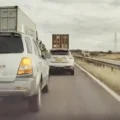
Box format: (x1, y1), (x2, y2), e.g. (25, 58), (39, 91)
(0, 32), (50, 112)
(49, 48), (74, 75)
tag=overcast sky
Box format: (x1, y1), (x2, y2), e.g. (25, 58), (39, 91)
(1, 0), (120, 51)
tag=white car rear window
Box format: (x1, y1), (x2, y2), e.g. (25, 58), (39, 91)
(50, 50), (70, 55)
(0, 36), (23, 54)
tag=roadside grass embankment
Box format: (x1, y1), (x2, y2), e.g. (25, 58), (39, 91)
(75, 58), (120, 94)
(96, 54), (120, 60)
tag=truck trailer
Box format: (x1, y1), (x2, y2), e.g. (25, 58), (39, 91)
(0, 6), (37, 40)
(52, 34), (69, 49)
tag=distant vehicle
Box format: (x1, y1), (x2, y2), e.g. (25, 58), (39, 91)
(52, 34), (69, 49)
(0, 6), (38, 41)
(0, 32), (50, 112)
(49, 48), (74, 75)
(81, 51), (90, 57)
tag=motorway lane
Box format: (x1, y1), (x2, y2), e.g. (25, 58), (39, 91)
(0, 66), (120, 120)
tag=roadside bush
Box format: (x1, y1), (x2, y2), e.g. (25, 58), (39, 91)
(108, 50), (112, 54)
(90, 52), (99, 56)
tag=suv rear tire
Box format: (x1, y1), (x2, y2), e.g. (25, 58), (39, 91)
(70, 70), (74, 75)
(42, 75), (50, 93)
(28, 87), (41, 112)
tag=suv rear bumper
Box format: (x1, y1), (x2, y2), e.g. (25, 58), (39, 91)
(50, 65), (74, 69)
(49, 63), (74, 72)
(0, 77), (37, 97)
(49, 62), (74, 67)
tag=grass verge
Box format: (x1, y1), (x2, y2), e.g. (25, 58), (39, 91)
(97, 54), (120, 60)
(75, 58), (120, 94)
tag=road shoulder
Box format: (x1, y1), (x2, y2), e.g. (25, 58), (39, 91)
(75, 63), (120, 102)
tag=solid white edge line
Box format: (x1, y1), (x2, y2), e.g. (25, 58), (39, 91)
(75, 63), (120, 102)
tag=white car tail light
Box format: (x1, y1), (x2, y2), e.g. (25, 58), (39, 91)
(17, 57), (33, 75)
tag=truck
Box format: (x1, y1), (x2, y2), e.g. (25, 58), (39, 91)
(81, 50), (90, 57)
(0, 6), (38, 40)
(52, 34), (69, 49)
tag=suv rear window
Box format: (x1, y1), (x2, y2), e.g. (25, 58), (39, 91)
(50, 50), (70, 55)
(0, 36), (23, 54)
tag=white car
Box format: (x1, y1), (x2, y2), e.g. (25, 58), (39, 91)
(49, 48), (74, 75)
(0, 32), (50, 112)
(81, 50), (90, 57)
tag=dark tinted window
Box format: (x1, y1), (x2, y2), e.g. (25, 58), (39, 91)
(25, 37), (32, 54)
(50, 50), (70, 55)
(0, 36), (23, 54)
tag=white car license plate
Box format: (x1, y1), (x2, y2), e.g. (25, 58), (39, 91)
(55, 58), (62, 62)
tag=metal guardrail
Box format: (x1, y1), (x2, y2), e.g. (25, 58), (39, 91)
(74, 55), (120, 70)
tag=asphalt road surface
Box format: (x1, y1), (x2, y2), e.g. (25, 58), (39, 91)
(0, 66), (120, 120)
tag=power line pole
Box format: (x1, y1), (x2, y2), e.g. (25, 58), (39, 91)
(114, 32), (117, 52)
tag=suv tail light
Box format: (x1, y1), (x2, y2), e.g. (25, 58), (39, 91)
(17, 57), (33, 75)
